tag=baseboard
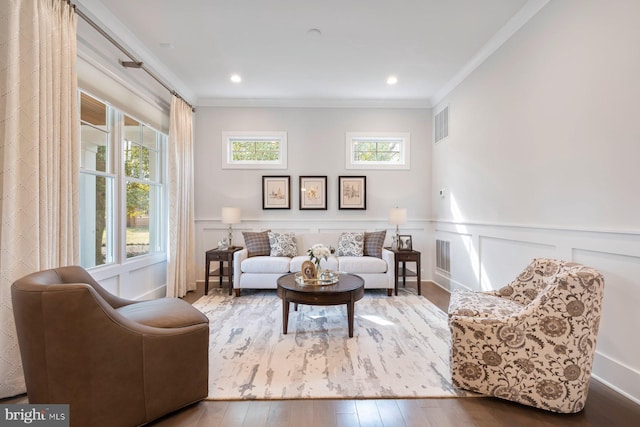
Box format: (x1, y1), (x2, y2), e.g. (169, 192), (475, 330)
(592, 352), (640, 405)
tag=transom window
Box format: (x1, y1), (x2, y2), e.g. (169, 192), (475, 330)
(346, 132), (410, 170)
(222, 131), (287, 169)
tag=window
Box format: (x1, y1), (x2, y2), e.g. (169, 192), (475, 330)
(222, 131), (287, 169)
(123, 115), (164, 258)
(79, 92), (166, 269)
(345, 132), (410, 170)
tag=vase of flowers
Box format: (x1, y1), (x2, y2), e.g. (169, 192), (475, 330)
(307, 244), (333, 277)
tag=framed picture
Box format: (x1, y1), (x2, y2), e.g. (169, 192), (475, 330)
(262, 175), (290, 209)
(399, 235), (413, 251)
(338, 176), (366, 210)
(299, 176), (327, 210)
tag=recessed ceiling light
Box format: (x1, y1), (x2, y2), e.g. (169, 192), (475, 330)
(230, 74), (242, 83)
(387, 75), (398, 85)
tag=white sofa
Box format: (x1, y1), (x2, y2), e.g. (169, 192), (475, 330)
(233, 232), (394, 296)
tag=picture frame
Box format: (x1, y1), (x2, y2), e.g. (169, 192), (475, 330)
(398, 234), (413, 251)
(299, 176), (327, 210)
(262, 175), (291, 209)
(338, 176), (366, 210)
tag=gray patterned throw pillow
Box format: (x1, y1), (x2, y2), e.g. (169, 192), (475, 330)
(268, 231), (297, 257)
(336, 232), (364, 256)
(242, 230), (271, 257)
(363, 230), (386, 258)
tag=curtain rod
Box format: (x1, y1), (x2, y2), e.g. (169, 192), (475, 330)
(72, 3), (195, 112)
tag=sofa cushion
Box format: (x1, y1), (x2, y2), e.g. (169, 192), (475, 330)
(241, 256), (291, 273)
(243, 230), (271, 257)
(290, 255), (339, 272)
(339, 256), (387, 274)
(363, 230), (386, 258)
(336, 232), (364, 256)
(268, 231), (297, 257)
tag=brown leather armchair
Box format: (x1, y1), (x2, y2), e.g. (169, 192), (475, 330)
(11, 266), (209, 427)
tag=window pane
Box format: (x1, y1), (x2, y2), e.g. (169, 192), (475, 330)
(81, 124), (109, 172)
(124, 141), (141, 179)
(230, 139), (281, 161)
(80, 174), (113, 268)
(142, 125), (157, 150)
(354, 141), (375, 152)
(80, 92), (106, 126)
(141, 146), (151, 180)
(353, 139), (401, 163)
(126, 180), (150, 258)
(124, 116), (140, 142)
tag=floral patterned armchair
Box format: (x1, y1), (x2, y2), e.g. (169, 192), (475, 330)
(448, 258), (604, 413)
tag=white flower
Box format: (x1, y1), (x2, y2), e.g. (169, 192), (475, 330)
(308, 244), (333, 264)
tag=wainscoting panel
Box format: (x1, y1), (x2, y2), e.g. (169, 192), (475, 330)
(432, 220), (640, 405)
(479, 236), (556, 291)
(89, 254), (168, 300)
(433, 228), (476, 292)
(572, 248), (640, 402)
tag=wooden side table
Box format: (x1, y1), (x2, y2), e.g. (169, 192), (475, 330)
(205, 247), (243, 296)
(386, 247), (422, 296)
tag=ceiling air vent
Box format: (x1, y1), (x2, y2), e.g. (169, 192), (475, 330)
(434, 106), (449, 143)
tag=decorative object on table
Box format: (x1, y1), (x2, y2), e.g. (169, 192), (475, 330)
(262, 175), (291, 209)
(299, 176), (327, 210)
(301, 260), (317, 280)
(388, 207), (407, 250)
(295, 269), (340, 286)
(217, 238), (228, 249)
(307, 243), (334, 272)
(398, 234), (412, 251)
(221, 207), (241, 247)
(338, 176), (366, 209)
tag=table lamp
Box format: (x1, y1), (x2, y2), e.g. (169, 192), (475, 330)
(388, 207), (407, 250)
(221, 207), (241, 248)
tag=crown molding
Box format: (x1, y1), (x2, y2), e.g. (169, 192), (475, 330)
(196, 97), (432, 109)
(429, 0), (551, 107)
(74, 0), (196, 105)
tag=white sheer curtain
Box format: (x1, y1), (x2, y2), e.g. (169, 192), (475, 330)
(0, 0), (79, 399)
(166, 96), (196, 297)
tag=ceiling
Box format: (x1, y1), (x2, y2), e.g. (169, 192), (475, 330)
(76, 0), (542, 108)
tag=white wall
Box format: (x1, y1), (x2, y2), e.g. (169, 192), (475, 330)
(193, 106), (432, 277)
(432, 0), (640, 403)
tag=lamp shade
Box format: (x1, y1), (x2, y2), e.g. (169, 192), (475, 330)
(388, 207), (407, 225)
(221, 207), (241, 224)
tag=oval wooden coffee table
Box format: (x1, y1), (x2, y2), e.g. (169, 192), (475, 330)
(276, 273), (365, 338)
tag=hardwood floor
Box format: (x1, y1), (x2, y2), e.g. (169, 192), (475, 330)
(3, 281), (639, 426)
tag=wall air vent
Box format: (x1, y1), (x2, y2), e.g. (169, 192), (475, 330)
(436, 239), (451, 273)
(434, 106), (449, 143)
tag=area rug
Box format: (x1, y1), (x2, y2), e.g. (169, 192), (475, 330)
(193, 288), (471, 400)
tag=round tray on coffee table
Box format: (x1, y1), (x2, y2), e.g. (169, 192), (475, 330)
(276, 272), (365, 338)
